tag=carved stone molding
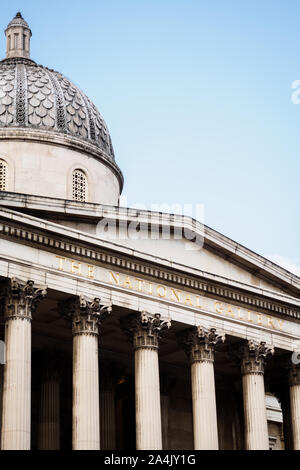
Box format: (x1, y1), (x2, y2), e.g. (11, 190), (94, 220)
(177, 326), (225, 363)
(120, 311), (171, 350)
(289, 366), (300, 387)
(1, 221), (299, 321)
(236, 340), (274, 375)
(4, 277), (47, 321)
(60, 296), (112, 336)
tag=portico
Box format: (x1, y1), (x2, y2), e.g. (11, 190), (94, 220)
(0, 200), (299, 451)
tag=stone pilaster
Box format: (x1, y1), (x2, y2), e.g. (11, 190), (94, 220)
(238, 340), (274, 450)
(289, 366), (300, 450)
(63, 296), (111, 450)
(1, 278), (47, 450)
(178, 326), (225, 450)
(121, 312), (171, 450)
(38, 355), (61, 450)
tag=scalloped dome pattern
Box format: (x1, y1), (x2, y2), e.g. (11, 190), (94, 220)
(0, 58), (115, 160)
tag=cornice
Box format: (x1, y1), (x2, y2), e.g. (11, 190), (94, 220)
(0, 192), (298, 295)
(0, 211), (299, 321)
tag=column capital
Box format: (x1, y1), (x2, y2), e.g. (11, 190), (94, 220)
(4, 278), (47, 321)
(60, 296), (112, 336)
(120, 311), (171, 350)
(177, 325), (225, 363)
(236, 340), (274, 375)
(289, 366), (300, 387)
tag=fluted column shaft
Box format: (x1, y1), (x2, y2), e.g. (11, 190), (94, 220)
(1, 279), (46, 451)
(178, 326), (224, 450)
(240, 340), (274, 450)
(2, 317), (31, 450)
(73, 333), (99, 450)
(135, 346), (162, 450)
(65, 296), (111, 450)
(191, 360), (218, 449)
(242, 372), (269, 450)
(121, 312), (170, 451)
(38, 372), (60, 450)
(289, 367), (300, 450)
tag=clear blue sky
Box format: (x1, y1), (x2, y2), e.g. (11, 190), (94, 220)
(1, 1), (300, 274)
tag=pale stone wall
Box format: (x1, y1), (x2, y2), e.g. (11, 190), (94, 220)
(0, 141), (120, 205)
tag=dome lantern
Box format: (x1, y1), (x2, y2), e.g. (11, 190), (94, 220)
(5, 12), (32, 60)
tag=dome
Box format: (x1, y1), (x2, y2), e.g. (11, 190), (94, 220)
(0, 57), (116, 162)
(6, 12), (30, 30)
(0, 13), (123, 204)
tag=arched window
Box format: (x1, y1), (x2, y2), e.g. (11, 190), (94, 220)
(72, 169), (87, 202)
(0, 160), (8, 191)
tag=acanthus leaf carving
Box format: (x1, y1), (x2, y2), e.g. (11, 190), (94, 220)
(120, 311), (171, 350)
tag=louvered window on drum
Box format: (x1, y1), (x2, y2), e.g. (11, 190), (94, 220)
(14, 34), (18, 49)
(0, 160), (8, 191)
(72, 169), (87, 202)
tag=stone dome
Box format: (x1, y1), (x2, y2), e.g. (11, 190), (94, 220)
(0, 57), (116, 162)
(0, 13), (123, 204)
(6, 11), (30, 30)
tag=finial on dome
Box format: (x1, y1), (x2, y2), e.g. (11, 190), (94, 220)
(4, 12), (32, 60)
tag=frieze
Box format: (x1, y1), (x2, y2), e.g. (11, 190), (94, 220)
(0, 223), (299, 322)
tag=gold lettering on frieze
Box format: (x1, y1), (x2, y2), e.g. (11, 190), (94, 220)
(56, 255), (66, 271)
(109, 271), (119, 285)
(195, 296), (203, 309)
(215, 302), (223, 314)
(71, 260), (81, 275)
(157, 285), (167, 298)
(135, 278), (145, 292)
(267, 316), (275, 329)
(88, 265), (95, 279)
(171, 288), (181, 302)
(123, 276), (133, 289)
(227, 305), (235, 318)
(147, 282), (153, 296)
(185, 294), (193, 306)
(247, 310), (253, 323)
(55, 257), (286, 333)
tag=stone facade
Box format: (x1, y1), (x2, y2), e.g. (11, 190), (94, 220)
(0, 13), (299, 451)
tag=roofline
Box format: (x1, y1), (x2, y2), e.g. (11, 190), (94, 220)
(0, 192), (299, 296)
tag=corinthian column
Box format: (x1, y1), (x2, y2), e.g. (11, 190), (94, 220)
(239, 340), (274, 450)
(38, 356), (61, 450)
(178, 326), (225, 450)
(1, 278), (47, 450)
(64, 296), (111, 450)
(121, 312), (171, 450)
(289, 366), (300, 450)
